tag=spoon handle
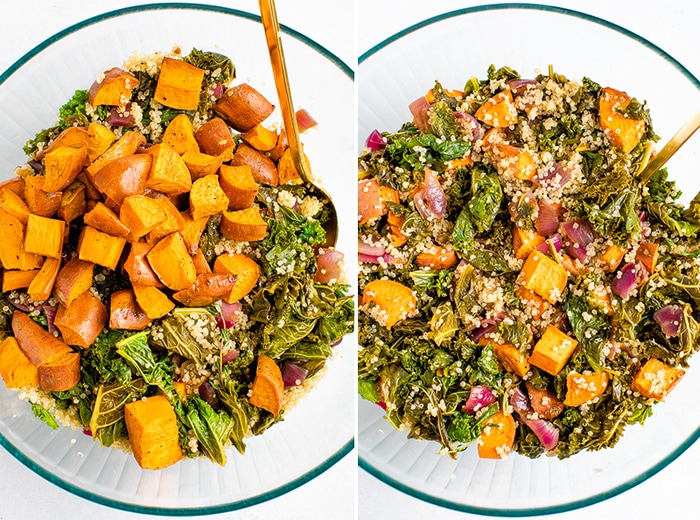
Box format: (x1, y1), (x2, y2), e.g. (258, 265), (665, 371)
(639, 109), (700, 183)
(258, 0), (308, 182)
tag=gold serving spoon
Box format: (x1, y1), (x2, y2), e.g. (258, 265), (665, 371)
(639, 110), (700, 183)
(259, 0), (339, 247)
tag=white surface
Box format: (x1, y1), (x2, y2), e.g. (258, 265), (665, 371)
(0, 1), (355, 519)
(357, 1), (700, 519)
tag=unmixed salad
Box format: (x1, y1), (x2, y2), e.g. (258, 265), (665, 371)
(358, 65), (700, 459)
(0, 47), (352, 470)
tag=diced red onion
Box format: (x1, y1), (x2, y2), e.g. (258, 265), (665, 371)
(107, 106), (136, 127)
(215, 301), (242, 329)
(510, 386), (559, 451)
(565, 242), (588, 263)
(535, 199), (560, 236)
(413, 169), (447, 219)
(365, 129), (386, 152)
(654, 305), (683, 337)
(506, 79), (537, 92)
(315, 248), (345, 283)
(461, 385), (496, 414)
(83, 428), (92, 436)
(358, 239), (385, 257)
(409, 96), (431, 133)
(211, 81), (224, 99)
(510, 386), (530, 414)
(222, 349), (240, 364)
(612, 263), (639, 299)
(358, 252), (395, 265)
(471, 323), (497, 342)
(198, 381), (219, 408)
(454, 111), (482, 141)
(535, 233), (563, 254)
(533, 162), (571, 191)
(282, 362), (309, 387)
(42, 304), (59, 336)
(560, 218), (596, 246)
(376, 401), (387, 410)
(295, 108), (318, 133)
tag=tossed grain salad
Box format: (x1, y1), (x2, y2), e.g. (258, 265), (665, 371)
(358, 65), (700, 459)
(0, 47), (352, 470)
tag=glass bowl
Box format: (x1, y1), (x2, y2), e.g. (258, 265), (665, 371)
(0, 3), (356, 515)
(358, 4), (700, 515)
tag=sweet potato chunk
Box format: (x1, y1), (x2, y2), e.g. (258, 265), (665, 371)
(145, 143), (192, 195)
(179, 211), (210, 254)
(109, 289), (150, 330)
(88, 67), (138, 107)
(27, 258), (61, 302)
(172, 273), (237, 307)
(2, 269), (40, 292)
(491, 143), (536, 181)
(415, 245), (458, 270)
(24, 175), (62, 217)
(37, 350), (80, 391)
(0, 209), (44, 270)
(0, 336), (39, 389)
(38, 126), (89, 159)
(599, 243), (626, 272)
(241, 123), (277, 151)
(635, 242), (659, 276)
(77, 225), (127, 270)
(218, 164), (259, 210)
(512, 226), (545, 260)
(124, 395), (183, 470)
(277, 147), (307, 186)
(119, 194), (167, 239)
(132, 283), (175, 320)
(213, 253), (260, 303)
(477, 411), (516, 459)
(91, 153), (151, 205)
(146, 197), (185, 243)
(153, 57), (205, 111)
(24, 214), (64, 259)
(146, 232), (197, 290)
(161, 113), (199, 155)
(53, 258), (94, 307)
(529, 325), (578, 376)
(43, 145), (88, 192)
(361, 279), (416, 328)
(563, 371), (610, 407)
(12, 310), (72, 367)
(220, 206), (268, 242)
(249, 355), (284, 416)
(0, 186), (31, 224)
(525, 381), (564, 420)
(599, 87), (646, 154)
(194, 117), (235, 161)
(631, 358), (685, 401)
(358, 178), (399, 225)
(515, 286), (550, 320)
(230, 143), (278, 186)
(83, 202), (131, 238)
(57, 181), (87, 224)
(86, 122), (117, 162)
(86, 130), (146, 176)
(123, 242), (163, 287)
(0, 177), (25, 197)
(54, 291), (108, 348)
(214, 83), (274, 132)
(475, 90), (517, 127)
(181, 150), (223, 181)
(189, 175), (229, 220)
(517, 250), (568, 304)
(491, 340), (530, 378)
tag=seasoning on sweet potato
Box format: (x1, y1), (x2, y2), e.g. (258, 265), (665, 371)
(145, 197), (185, 243)
(563, 371), (610, 407)
(77, 225), (127, 270)
(119, 194), (167, 239)
(153, 57), (205, 111)
(24, 175), (62, 217)
(11, 310), (72, 367)
(54, 291), (108, 348)
(475, 90), (517, 127)
(37, 126), (90, 160)
(57, 181), (87, 224)
(491, 340), (531, 378)
(0, 209), (44, 270)
(43, 145), (89, 192)
(132, 283), (175, 320)
(123, 242), (162, 287)
(83, 201), (130, 238)
(109, 289), (151, 330)
(512, 226), (545, 260)
(91, 153), (152, 205)
(27, 257), (61, 302)
(53, 257), (94, 307)
(230, 143), (278, 186)
(249, 354), (284, 416)
(361, 279), (416, 328)
(0, 336), (38, 389)
(0, 186), (31, 224)
(635, 242), (659, 276)
(172, 272), (237, 307)
(630, 358), (685, 401)
(529, 325), (578, 376)
(161, 113), (199, 155)
(192, 248), (212, 275)
(241, 123), (277, 151)
(2, 269), (40, 292)
(179, 210), (210, 254)
(86, 130), (147, 176)
(189, 175), (230, 220)
(86, 122), (117, 162)
(477, 411), (516, 459)
(218, 164), (259, 210)
(214, 83), (275, 132)
(517, 250), (568, 304)
(146, 232), (197, 290)
(213, 253), (260, 303)
(24, 214), (64, 259)
(124, 394), (183, 470)
(599, 87), (646, 154)
(88, 67), (138, 107)
(194, 117), (236, 161)
(220, 206), (268, 242)
(145, 143), (192, 195)
(181, 150), (224, 181)
(415, 244), (458, 270)
(37, 350), (81, 392)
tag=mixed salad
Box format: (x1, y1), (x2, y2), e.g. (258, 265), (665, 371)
(0, 47), (352, 469)
(358, 65), (700, 459)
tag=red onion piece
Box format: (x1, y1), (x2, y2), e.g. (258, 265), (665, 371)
(535, 233), (563, 254)
(510, 386), (559, 451)
(376, 401), (387, 410)
(282, 362), (309, 387)
(222, 349), (240, 364)
(560, 218), (597, 246)
(413, 169), (447, 219)
(454, 111), (482, 141)
(315, 248), (345, 283)
(565, 242), (588, 263)
(365, 129), (386, 152)
(42, 304), (59, 336)
(654, 305), (683, 337)
(211, 81), (224, 99)
(83, 428), (92, 436)
(535, 199), (560, 236)
(107, 106), (136, 127)
(198, 381), (219, 408)
(409, 96), (431, 133)
(533, 162), (571, 191)
(358, 239), (385, 257)
(612, 263), (640, 299)
(295, 108), (318, 132)
(358, 252), (395, 265)
(215, 301), (242, 329)
(471, 323), (496, 342)
(506, 78), (537, 91)
(461, 385), (496, 414)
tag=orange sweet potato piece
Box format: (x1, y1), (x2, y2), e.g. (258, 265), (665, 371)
(83, 202), (130, 238)
(0, 177), (25, 197)
(492, 144), (536, 181)
(91, 153), (151, 205)
(491, 340), (531, 378)
(179, 211), (210, 254)
(220, 206), (268, 242)
(230, 143), (278, 186)
(194, 117), (235, 161)
(27, 257), (61, 302)
(0, 336), (39, 389)
(512, 226), (546, 260)
(53, 257), (94, 307)
(361, 279), (416, 328)
(599, 243), (627, 272)
(88, 67), (138, 107)
(57, 181), (87, 224)
(147, 232), (197, 290)
(387, 211), (408, 247)
(123, 242), (163, 287)
(525, 381), (564, 420)
(0, 187), (31, 224)
(267, 128), (288, 163)
(54, 291), (108, 348)
(517, 250), (568, 304)
(218, 164), (259, 210)
(119, 194), (167, 239)
(86, 122), (117, 162)
(0, 209), (43, 270)
(181, 150), (224, 181)
(162, 113), (199, 155)
(153, 57), (205, 111)
(24, 176), (62, 217)
(630, 358), (685, 401)
(77, 225), (127, 270)
(145, 143), (192, 195)
(109, 289), (150, 330)
(213, 253), (260, 303)
(192, 248), (212, 275)
(249, 354), (284, 416)
(529, 325), (578, 376)
(189, 175), (229, 220)
(358, 178), (400, 225)
(86, 130), (147, 175)
(11, 310), (72, 367)
(37, 126), (89, 160)
(599, 87), (646, 154)
(124, 394), (183, 470)
(241, 123), (277, 151)
(415, 244), (458, 270)
(132, 283), (175, 320)
(146, 197), (185, 243)
(43, 145), (88, 192)
(24, 214), (64, 259)
(563, 371), (610, 407)
(214, 83), (275, 132)
(515, 286), (550, 320)
(477, 411), (516, 459)
(635, 242), (659, 275)
(172, 272), (237, 307)
(475, 90), (517, 127)
(37, 350), (80, 391)
(2, 269), (40, 292)
(277, 147), (307, 186)
(77, 171), (102, 200)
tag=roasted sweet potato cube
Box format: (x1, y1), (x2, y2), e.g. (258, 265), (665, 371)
(172, 272), (237, 307)
(249, 355), (284, 416)
(192, 249), (212, 275)
(0, 177), (25, 197)
(162, 113), (199, 155)
(91, 153), (151, 205)
(153, 57), (205, 111)
(358, 178), (399, 225)
(54, 291), (108, 348)
(563, 371), (610, 407)
(179, 210), (209, 254)
(491, 340), (531, 377)
(132, 283), (175, 320)
(599, 87), (646, 154)
(477, 411), (516, 459)
(475, 90), (517, 127)
(24, 214), (64, 259)
(517, 250), (568, 304)
(77, 225), (127, 270)
(86, 122), (117, 162)
(241, 123), (278, 151)
(529, 325), (578, 376)
(268, 128), (288, 162)
(2, 269), (40, 292)
(27, 257), (61, 302)
(194, 117), (235, 161)
(492, 144), (536, 180)
(0, 336), (38, 389)
(88, 67), (138, 107)
(109, 289), (150, 330)
(631, 358), (685, 401)
(189, 175), (229, 220)
(86, 130), (147, 176)
(512, 226), (545, 260)
(213, 253), (261, 303)
(57, 181), (87, 224)
(181, 150), (224, 181)
(83, 202), (130, 238)
(515, 286), (550, 320)
(119, 195), (167, 239)
(214, 83), (275, 132)
(599, 243), (626, 272)
(145, 143), (192, 195)
(24, 176), (62, 217)
(123, 242), (162, 287)
(11, 310), (72, 367)
(415, 244), (458, 270)
(635, 243), (659, 275)
(0, 209), (44, 270)
(124, 395), (183, 470)
(220, 206), (268, 242)
(361, 279), (416, 328)
(43, 145), (88, 192)
(277, 147), (306, 186)
(0, 187), (31, 224)
(37, 350), (81, 392)
(53, 258), (94, 307)
(218, 164), (259, 210)
(230, 143), (278, 186)
(147, 232), (197, 290)
(37, 126), (90, 160)
(146, 197), (185, 243)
